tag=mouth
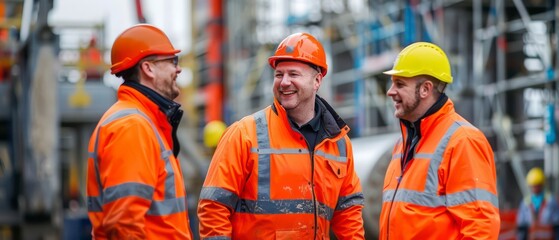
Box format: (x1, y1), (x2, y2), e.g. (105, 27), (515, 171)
(280, 90), (296, 96)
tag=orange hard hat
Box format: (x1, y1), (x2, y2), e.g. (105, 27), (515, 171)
(110, 24), (180, 75)
(268, 32), (328, 77)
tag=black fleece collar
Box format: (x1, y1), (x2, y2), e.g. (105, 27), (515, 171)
(123, 81), (183, 157)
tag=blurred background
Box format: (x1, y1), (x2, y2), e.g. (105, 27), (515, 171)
(0, 0), (557, 239)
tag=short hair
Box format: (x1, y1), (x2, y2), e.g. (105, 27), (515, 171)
(416, 75), (447, 98)
(115, 55), (159, 82)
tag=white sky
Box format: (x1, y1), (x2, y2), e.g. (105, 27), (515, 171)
(48, 0), (191, 53)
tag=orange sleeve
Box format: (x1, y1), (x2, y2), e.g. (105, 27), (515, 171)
(98, 116), (160, 238)
(445, 130), (500, 240)
(330, 136), (365, 240)
(197, 121), (251, 238)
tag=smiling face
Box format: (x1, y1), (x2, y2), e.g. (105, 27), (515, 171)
(386, 76), (425, 122)
(142, 55), (182, 100)
(273, 61), (321, 116)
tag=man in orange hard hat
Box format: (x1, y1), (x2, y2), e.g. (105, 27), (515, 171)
(517, 167), (559, 240)
(197, 32), (365, 239)
(379, 42), (500, 239)
(86, 24), (193, 239)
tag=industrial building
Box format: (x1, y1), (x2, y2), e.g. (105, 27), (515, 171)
(0, 0), (557, 239)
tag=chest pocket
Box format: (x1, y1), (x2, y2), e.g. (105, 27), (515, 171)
(317, 138), (348, 179)
(326, 160), (347, 178)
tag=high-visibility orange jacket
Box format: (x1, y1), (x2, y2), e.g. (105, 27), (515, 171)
(517, 192), (559, 240)
(198, 97), (365, 240)
(379, 97), (500, 239)
(86, 84), (193, 239)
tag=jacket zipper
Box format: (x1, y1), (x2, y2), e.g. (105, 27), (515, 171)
(386, 126), (414, 239)
(310, 150), (318, 239)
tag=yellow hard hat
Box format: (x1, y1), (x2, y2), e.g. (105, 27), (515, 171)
(383, 42), (453, 83)
(526, 167), (545, 186)
(203, 120), (227, 148)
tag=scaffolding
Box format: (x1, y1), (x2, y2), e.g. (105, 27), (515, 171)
(192, 0), (559, 238)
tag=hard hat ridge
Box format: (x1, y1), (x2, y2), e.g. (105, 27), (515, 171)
(383, 42), (453, 84)
(110, 24), (180, 75)
(268, 32), (328, 77)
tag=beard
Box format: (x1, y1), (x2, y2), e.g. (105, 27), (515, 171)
(396, 84), (421, 120)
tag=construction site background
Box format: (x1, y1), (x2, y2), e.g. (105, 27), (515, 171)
(0, 0), (558, 239)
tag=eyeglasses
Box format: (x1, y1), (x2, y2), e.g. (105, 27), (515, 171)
(148, 55), (179, 67)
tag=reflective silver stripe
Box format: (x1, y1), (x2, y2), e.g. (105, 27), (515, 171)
(383, 189), (445, 207)
(384, 121), (499, 208)
(426, 122), (466, 194)
(389, 182), (497, 208)
(251, 148), (310, 155)
(104, 182), (154, 204)
(203, 236), (231, 240)
(336, 192), (365, 211)
(200, 187), (240, 210)
(391, 152), (431, 161)
(391, 153), (402, 161)
(91, 109), (144, 206)
(147, 197), (188, 216)
(254, 110), (271, 200)
(88, 108), (180, 214)
(414, 153), (432, 159)
(446, 188), (499, 207)
(336, 137), (347, 160)
(315, 150), (347, 163)
(236, 198), (335, 220)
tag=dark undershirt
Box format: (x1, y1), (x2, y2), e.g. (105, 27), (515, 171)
(290, 103), (322, 151)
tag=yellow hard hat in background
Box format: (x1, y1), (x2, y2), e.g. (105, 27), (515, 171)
(203, 120), (227, 148)
(526, 167), (545, 186)
(383, 42), (453, 83)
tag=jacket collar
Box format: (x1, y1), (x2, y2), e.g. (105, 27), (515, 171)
(272, 95), (350, 140)
(122, 81), (183, 156)
(400, 94), (455, 139)
(123, 81), (182, 121)
(401, 94), (448, 130)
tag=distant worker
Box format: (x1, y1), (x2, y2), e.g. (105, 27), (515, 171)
(202, 120), (227, 151)
(86, 24), (193, 239)
(80, 36), (103, 79)
(379, 42), (500, 239)
(517, 167), (559, 240)
(197, 32), (365, 239)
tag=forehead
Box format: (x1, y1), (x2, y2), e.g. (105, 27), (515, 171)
(275, 61), (312, 72)
(391, 75), (419, 83)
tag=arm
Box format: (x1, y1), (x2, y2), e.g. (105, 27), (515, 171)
(330, 136), (365, 240)
(445, 131), (500, 240)
(98, 116), (160, 239)
(197, 122), (251, 239)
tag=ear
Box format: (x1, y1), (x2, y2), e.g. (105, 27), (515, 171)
(314, 73), (322, 91)
(140, 61), (156, 79)
(419, 80), (432, 98)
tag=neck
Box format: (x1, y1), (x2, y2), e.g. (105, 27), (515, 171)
(288, 108), (315, 126)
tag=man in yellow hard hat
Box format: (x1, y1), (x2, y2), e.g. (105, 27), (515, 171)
(379, 42), (500, 239)
(517, 167), (559, 240)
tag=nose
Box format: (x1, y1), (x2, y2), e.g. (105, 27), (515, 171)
(279, 74), (291, 86)
(387, 83), (396, 97)
(176, 65), (182, 74)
